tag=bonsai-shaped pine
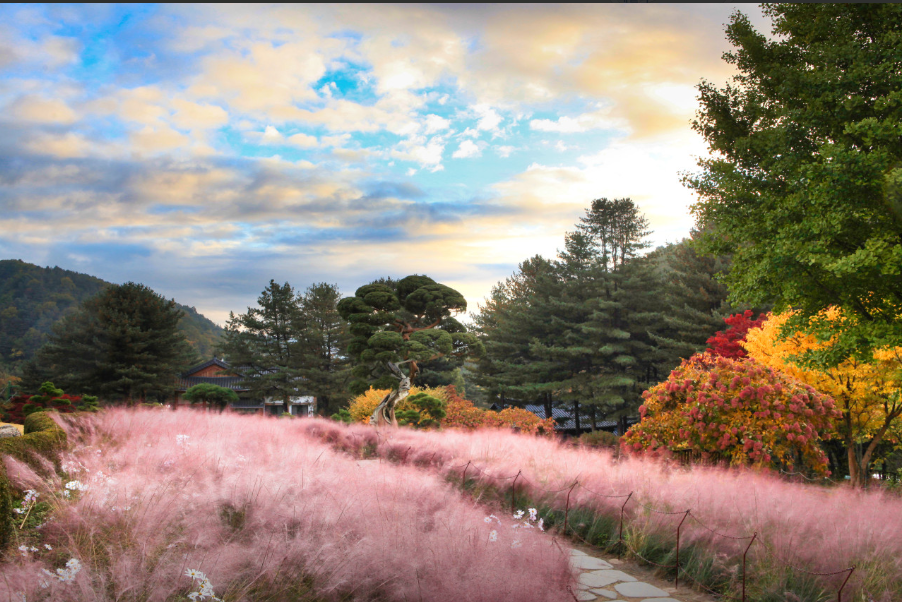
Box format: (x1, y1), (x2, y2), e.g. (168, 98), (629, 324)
(338, 275), (485, 396)
(183, 383), (239, 412)
(396, 392), (447, 428)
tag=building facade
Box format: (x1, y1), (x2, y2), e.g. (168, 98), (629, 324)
(173, 358), (316, 416)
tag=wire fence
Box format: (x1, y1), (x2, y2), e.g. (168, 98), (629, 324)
(448, 458), (856, 602)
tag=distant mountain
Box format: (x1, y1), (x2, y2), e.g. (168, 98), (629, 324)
(0, 259), (222, 372)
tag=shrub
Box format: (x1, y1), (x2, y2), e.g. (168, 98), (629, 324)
(347, 385), (450, 423)
(579, 430), (620, 449)
(623, 353), (841, 474)
(3, 382), (82, 424)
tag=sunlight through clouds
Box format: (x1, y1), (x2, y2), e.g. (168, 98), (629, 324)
(0, 3), (771, 321)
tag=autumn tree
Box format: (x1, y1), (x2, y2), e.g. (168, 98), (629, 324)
(687, 4), (902, 368)
(623, 353), (841, 474)
(706, 310), (767, 359)
(744, 309), (902, 487)
(337, 275), (484, 395)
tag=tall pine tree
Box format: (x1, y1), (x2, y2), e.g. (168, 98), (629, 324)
(297, 282), (351, 416)
(21, 282), (196, 401)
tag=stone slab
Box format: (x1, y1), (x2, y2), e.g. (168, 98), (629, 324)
(571, 555), (613, 570)
(0, 425), (21, 439)
(641, 599), (681, 602)
(591, 588), (619, 599)
(578, 570), (637, 588)
(575, 591), (596, 601)
(570, 548), (589, 557)
(614, 582), (670, 598)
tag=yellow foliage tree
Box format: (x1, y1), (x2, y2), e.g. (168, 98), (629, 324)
(347, 386), (450, 424)
(744, 309), (902, 487)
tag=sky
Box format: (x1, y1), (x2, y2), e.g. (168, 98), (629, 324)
(0, 3), (773, 325)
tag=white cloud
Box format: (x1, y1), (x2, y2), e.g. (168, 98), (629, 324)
(474, 104), (502, 132)
(496, 145), (515, 158)
(390, 135), (446, 169)
(6, 95), (78, 124)
(424, 114), (450, 134)
(452, 139), (481, 159)
(287, 132), (318, 148)
(530, 105), (621, 134)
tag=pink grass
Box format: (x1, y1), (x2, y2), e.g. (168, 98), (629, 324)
(301, 420), (902, 598)
(1, 409), (574, 602)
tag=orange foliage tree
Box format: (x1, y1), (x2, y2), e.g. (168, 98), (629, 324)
(348, 385), (556, 435)
(622, 353), (840, 474)
(744, 309), (902, 487)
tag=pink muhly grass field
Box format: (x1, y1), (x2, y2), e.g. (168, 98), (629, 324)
(300, 420), (902, 598)
(1, 409), (573, 602)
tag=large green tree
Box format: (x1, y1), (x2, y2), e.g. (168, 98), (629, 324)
(687, 4), (902, 367)
(21, 282), (196, 401)
(337, 274), (484, 395)
(297, 282), (352, 416)
(217, 280), (305, 408)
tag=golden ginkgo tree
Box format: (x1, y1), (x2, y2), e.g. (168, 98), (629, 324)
(744, 309), (902, 487)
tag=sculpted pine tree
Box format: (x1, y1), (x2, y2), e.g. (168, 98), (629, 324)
(337, 274), (484, 426)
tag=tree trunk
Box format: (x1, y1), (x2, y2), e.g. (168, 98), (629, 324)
(543, 392), (552, 422)
(574, 401), (581, 432)
(590, 405), (597, 431)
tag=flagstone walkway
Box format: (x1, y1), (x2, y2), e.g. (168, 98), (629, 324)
(568, 548), (699, 602)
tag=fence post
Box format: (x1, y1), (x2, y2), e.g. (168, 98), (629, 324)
(564, 481), (579, 534)
(511, 470), (522, 515)
(742, 532), (757, 602)
(838, 567), (855, 602)
(674, 510), (690, 589)
(618, 492), (633, 556)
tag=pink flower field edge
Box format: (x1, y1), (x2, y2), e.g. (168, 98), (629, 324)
(1, 409), (574, 602)
(300, 419), (902, 601)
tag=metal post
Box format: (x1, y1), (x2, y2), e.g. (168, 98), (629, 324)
(564, 481), (578, 534)
(742, 533), (757, 602)
(619, 492), (633, 555)
(675, 510), (690, 589)
(511, 470), (521, 515)
(838, 567), (855, 602)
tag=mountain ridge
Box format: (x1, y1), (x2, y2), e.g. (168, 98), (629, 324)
(0, 259), (222, 373)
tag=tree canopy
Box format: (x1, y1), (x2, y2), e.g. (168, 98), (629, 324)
(337, 274), (483, 395)
(687, 4), (902, 368)
(20, 282), (196, 401)
(183, 382), (239, 412)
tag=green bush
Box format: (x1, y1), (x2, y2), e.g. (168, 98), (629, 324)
(21, 403), (42, 416)
(0, 411), (68, 549)
(579, 430), (621, 449)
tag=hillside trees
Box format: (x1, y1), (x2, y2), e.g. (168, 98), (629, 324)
(474, 199), (731, 431)
(687, 4), (902, 369)
(744, 310), (902, 486)
(337, 275), (484, 395)
(20, 282), (196, 401)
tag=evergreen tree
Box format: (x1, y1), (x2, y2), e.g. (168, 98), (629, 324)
(217, 281), (305, 407)
(297, 282), (352, 416)
(21, 282), (196, 401)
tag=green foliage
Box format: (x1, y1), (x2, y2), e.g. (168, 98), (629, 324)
(38, 381), (64, 398)
(579, 430), (621, 449)
(338, 274), (484, 394)
(687, 4), (902, 368)
(0, 411), (67, 549)
(20, 282), (197, 401)
(330, 408), (353, 423)
(77, 395), (99, 412)
(406, 392), (446, 427)
(183, 382), (239, 411)
(0, 259), (222, 374)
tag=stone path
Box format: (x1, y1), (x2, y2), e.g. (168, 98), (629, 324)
(569, 549), (682, 602)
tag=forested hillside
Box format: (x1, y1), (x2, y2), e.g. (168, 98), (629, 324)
(0, 259), (222, 373)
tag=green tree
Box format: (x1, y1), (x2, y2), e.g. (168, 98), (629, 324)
(20, 283), (196, 401)
(687, 4), (902, 368)
(183, 382), (239, 412)
(217, 280), (305, 409)
(297, 282), (352, 416)
(337, 274), (484, 395)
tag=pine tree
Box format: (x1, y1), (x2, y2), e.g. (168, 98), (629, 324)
(217, 280), (305, 407)
(21, 282), (196, 401)
(297, 282), (352, 416)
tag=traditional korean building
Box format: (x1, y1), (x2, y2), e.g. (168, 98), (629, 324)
(173, 358), (316, 416)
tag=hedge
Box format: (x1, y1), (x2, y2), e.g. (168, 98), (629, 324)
(0, 412), (68, 549)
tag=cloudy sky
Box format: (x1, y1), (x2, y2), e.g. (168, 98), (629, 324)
(0, 3), (771, 324)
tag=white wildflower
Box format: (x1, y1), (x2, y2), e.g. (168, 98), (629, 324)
(30, 546), (38, 552)
(528, 508), (538, 521)
(483, 516), (493, 523)
(185, 568), (206, 580)
(176, 434), (190, 447)
(488, 530), (498, 542)
(511, 539), (522, 549)
(513, 510), (524, 519)
(538, 518), (544, 531)
(44, 544), (52, 550)
(65, 480), (88, 492)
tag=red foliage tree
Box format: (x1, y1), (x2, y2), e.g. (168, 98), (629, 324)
(706, 310), (767, 359)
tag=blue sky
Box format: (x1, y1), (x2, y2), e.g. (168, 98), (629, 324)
(0, 3), (771, 324)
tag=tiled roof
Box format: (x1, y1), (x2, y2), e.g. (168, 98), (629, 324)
(176, 376), (248, 391)
(182, 357), (231, 377)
